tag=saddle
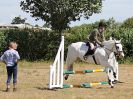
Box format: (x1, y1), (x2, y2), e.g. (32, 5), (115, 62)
(83, 42), (96, 60)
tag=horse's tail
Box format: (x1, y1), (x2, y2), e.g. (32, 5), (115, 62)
(66, 44), (78, 70)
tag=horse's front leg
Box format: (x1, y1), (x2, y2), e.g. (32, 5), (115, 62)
(105, 66), (115, 88)
(99, 59), (115, 88)
(113, 62), (119, 83)
(112, 62), (123, 84)
(108, 57), (119, 84)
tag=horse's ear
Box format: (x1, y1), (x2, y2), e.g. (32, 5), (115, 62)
(119, 38), (122, 42)
(109, 37), (112, 40)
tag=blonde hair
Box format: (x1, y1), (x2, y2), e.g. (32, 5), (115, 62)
(9, 41), (17, 48)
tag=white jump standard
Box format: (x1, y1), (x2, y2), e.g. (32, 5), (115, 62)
(49, 36), (64, 89)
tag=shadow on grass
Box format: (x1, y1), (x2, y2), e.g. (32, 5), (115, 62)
(0, 89), (11, 93)
(0, 89), (6, 92)
(35, 87), (58, 91)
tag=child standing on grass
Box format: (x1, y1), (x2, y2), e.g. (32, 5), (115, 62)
(0, 42), (20, 92)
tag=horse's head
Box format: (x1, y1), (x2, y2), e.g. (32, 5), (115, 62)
(103, 38), (124, 59)
(114, 39), (124, 58)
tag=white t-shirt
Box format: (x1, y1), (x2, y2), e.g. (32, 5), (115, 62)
(0, 49), (20, 66)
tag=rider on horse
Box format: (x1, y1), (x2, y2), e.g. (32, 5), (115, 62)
(83, 21), (107, 60)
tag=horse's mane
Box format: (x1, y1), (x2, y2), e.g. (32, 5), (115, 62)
(103, 39), (115, 45)
(103, 38), (121, 46)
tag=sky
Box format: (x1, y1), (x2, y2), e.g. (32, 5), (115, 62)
(0, 0), (133, 27)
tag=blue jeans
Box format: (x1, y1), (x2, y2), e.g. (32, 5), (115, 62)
(6, 64), (17, 85)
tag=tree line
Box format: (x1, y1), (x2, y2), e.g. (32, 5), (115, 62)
(0, 17), (133, 63)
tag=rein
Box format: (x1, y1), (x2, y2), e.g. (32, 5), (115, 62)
(104, 42), (122, 58)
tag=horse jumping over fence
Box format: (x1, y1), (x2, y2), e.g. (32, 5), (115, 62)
(65, 39), (124, 88)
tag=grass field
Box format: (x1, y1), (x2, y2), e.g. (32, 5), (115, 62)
(0, 61), (133, 99)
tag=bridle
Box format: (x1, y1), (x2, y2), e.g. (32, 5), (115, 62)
(104, 42), (123, 58)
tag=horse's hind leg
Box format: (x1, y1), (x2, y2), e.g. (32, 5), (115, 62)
(65, 57), (76, 80)
(64, 64), (73, 80)
(66, 45), (77, 71)
(65, 46), (77, 80)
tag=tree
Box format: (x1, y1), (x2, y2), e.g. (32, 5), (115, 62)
(35, 24), (39, 27)
(11, 16), (26, 24)
(106, 18), (119, 38)
(121, 17), (133, 28)
(43, 23), (51, 28)
(20, 0), (103, 33)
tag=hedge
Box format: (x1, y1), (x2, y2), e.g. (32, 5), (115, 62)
(0, 25), (132, 62)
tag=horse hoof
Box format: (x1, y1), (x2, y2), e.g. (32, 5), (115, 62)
(83, 56), (87, 60)
(112, 80), (118, 84)
(108, 79), (111, 85)
(111, 86), (114, 88)
(64, 75), (69, 80)
(64, 76), (68, 80)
